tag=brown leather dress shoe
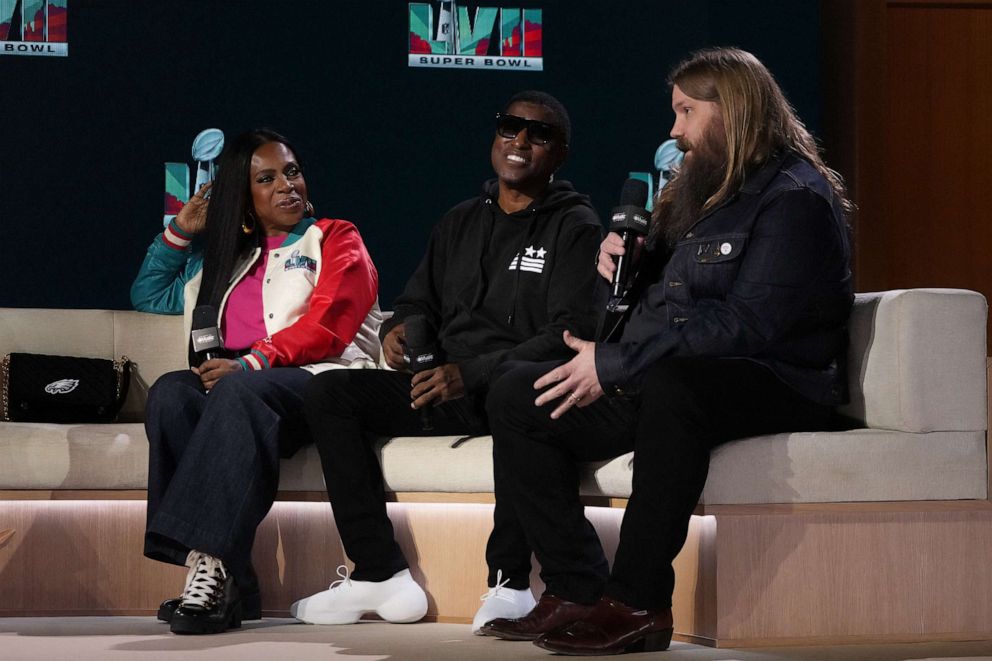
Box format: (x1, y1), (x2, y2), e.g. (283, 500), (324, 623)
(480, 593), (594, 641)
(533, 595), (674, 655)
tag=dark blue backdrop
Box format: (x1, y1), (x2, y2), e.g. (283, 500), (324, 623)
(0, 0), (822, 310)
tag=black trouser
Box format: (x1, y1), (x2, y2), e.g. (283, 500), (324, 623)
(485, 356), (833, 609)
(304, 369), (518, 583)
(144, 368), (312, 584)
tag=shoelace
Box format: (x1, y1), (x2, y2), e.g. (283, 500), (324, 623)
(326, 564), (352, 592)
(180, 550), (228, 609)
(479, 569), (514, 603)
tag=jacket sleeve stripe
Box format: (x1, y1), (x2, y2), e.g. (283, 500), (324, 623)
(241, 350), (268, 371)
(163, 221), (193, 251)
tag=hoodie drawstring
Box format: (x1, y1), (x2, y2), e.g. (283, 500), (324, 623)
(507, 208), (539, 326)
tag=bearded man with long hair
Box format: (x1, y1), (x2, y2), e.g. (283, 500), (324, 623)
(477, 48), (853, 655)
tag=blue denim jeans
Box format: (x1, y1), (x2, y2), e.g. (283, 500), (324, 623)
(143, 367), (311, 580)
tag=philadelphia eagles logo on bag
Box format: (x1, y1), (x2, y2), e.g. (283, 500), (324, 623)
(45, 379), (80, 395)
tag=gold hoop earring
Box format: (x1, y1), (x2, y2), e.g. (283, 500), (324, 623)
(305, 200), (315, 217)
(242, 211), (256, 235)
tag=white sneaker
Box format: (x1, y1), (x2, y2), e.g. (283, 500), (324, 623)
(291, 566), (428, 625)
(471, 570), (536, 635)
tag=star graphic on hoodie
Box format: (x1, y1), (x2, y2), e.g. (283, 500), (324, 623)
(535, 247), (547, 259)
(524, 245), (537, 258)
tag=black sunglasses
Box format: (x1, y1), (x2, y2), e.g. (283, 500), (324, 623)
(495, 113), (561, 146)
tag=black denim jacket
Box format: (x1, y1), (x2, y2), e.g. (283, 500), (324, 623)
(595, 151), (853, 406)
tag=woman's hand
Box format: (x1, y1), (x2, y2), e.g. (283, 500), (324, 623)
(175, 182), (212, 236)
(192, 358), (243, 390)
(383, 323), (407, 370)
(411, 363), (465, 409)
(533, 331), (604, 419)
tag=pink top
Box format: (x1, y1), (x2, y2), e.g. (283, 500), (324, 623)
(222, 234), (284, 351)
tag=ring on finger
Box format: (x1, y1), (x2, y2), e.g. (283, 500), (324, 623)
(568, 392), (581, 403)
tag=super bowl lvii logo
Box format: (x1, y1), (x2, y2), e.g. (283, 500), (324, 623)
(409, 1), (542, 71)
(0, 0), (67, 57)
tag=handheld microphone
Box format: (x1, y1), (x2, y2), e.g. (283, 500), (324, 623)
(609, 179), (651, 299)
(191, 305), (223, 364)
(403, 314), (442, 432)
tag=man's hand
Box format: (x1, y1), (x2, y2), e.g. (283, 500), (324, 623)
(192, 358), (243, 390)
(534, 331), (604, 419)
(597, 231), (644, 283)
(597, 232), (623, 282)
(175, 182), (211, 235)
(411, 363), (465, 409)
(383, 323), (407, 370)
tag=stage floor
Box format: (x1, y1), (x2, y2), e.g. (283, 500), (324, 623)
(2, 618), (992, 660)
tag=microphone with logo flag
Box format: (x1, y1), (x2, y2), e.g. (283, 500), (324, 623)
(191, 305), (223, 365)
(609, 178), (651, 300)
(403, 314), (442, 432)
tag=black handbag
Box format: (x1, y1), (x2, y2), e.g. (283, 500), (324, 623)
(1, 353), (132, 423)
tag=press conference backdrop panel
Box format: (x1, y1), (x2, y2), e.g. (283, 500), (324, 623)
(0, 0), (821, 309)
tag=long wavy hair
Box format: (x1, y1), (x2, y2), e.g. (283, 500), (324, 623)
(194, 128), (303, 311)
(660, 47), (851, 216)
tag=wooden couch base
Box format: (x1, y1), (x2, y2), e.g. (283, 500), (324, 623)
(673, 501), (992, 647)
(0, 494), (606, 623)
(2, 494), (992, 647)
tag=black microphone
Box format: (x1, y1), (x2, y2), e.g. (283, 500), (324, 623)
(403, 314), (442, 432)
(609, 179), (651, 299)
(191, 305), (222, 365)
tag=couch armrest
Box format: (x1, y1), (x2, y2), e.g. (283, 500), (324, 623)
(841, 288), (988, 432)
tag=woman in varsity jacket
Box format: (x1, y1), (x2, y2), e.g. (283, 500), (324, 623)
(130, 128), (382, 635)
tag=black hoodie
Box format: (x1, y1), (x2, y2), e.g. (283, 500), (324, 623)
(381, 179), (603, 394)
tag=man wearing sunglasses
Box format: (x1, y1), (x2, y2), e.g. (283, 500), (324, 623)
(292, 91), (603, 629)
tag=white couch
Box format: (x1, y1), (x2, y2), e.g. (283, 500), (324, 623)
(1, 288), (986, 503)
(0, 289), (989, 645)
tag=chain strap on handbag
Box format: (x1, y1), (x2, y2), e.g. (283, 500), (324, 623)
(1, 354), (10, 422)
(114, 355), (130, 405)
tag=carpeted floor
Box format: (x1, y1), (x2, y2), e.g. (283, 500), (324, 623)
(2, 618), (992, 661)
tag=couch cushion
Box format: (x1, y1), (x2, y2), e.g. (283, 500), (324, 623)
(842, 289), (987, 433)
(700, 428), (986, 503)
(3, 425), (984, 504)
(279, 436), (496, 493)
(0, 422), (149, 489)
(1, 309), (118, 359)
